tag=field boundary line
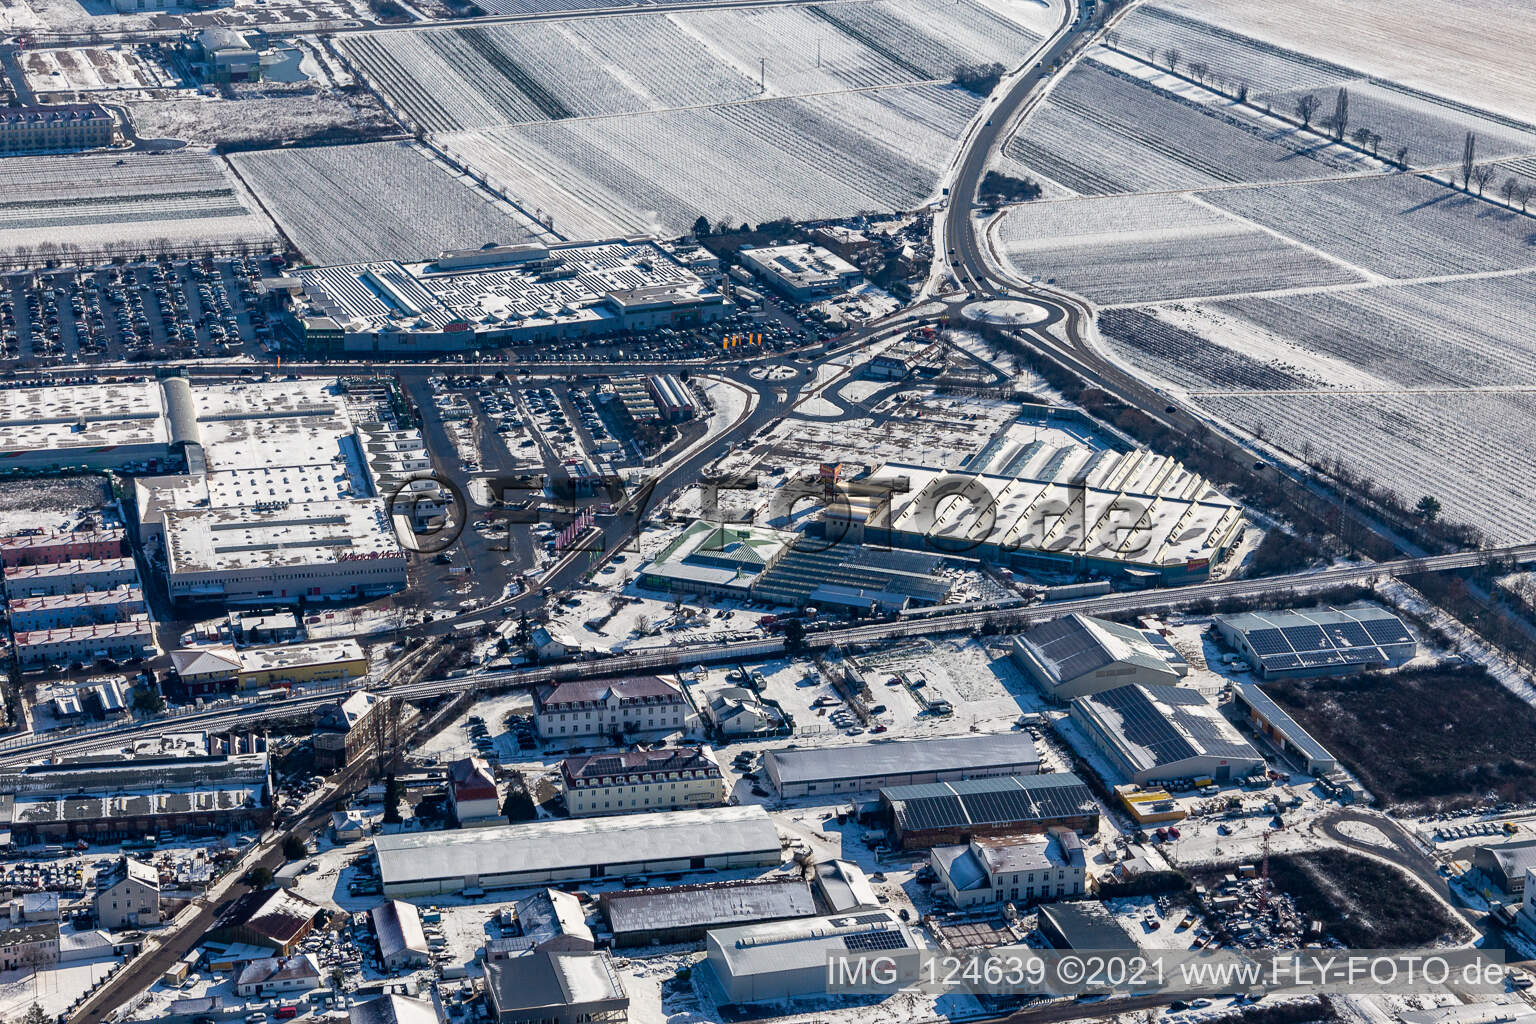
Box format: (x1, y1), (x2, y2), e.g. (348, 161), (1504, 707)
(1097, 263), (1536, 310)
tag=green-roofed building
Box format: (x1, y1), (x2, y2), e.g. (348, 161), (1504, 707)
(636, 520), (797, 600)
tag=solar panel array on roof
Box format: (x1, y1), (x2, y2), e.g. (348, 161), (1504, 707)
(885, 773), (1096, 835)
(1215, 604), (1416, 677)
(843, 929), (909, 952)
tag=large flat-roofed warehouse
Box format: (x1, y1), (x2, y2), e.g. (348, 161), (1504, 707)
(738, 243), (863, 301)
(1231, 682), (1337, 774)
(706, 910), (914, 1004)
(1069, 684), (1266, 785)
(0, 751), (272, 842)
(134, 377), (407, 606)
(0, 379), (171, 471)
(600, 877), (816, 946)
(374, 805), (781, 897)
(764, 734), (1038, 799)
(827, 454), (1244, 584)
(879, 773), (1100, 849)
(1214, 604), (1417, 680)
(1010, 614), (1188, 701)
(284, 239), (728, 355)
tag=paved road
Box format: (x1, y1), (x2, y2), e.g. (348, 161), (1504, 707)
(1316, 809), (1485, 932)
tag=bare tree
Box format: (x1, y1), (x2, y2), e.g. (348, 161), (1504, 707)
(1105, 29), (1119, 48)
(1330, 87), (1349, 140)
(1294, 93), (1320, 129)
(1164, 48), (1179, 74)
(1462, 131), (1477, 190)
(1471, 164), (1496, 196)
(1501, 177), (1520, 206)
(1395, 144), (1409, 169)
(1187, 60), (1207, 84)
(1351, 127), (1372, 151)
(1236, 81), (1249, 102)
(1519, 185), (1531, 213)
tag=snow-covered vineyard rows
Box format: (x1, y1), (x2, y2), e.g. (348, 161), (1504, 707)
(1004, 62), (1365, 196)
(337, 0), (1038, 132)
(1213, 275), (1536, 389)
(437, 83), (981, 237)
(1113, 5), (1354, 94)
(473, 0), (741, 15)
(1252, 80), (1536, 168)
(1202, 389), (1536, 544)
(996, 193), (1360, 305)
(1199, 175), (1536, 280)
(0, 153), (277, 258)
(1098, 307), (1323, 392)
(230, 142), (544, 265)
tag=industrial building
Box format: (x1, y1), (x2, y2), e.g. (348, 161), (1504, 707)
(636, 521), (798, 602)
(0, 751), (272, 842)
(739, 244), (863, 301)
(8, 587), (146, 631)
(3, 557), (139, 599)
(865, 334), (942, 380)
(878, 773), (1100, 849)
(235, 953), (323, 998)
(1010, 614), (1188, 701)
(209, 888), (321, 955)
(749, 542), (949, 613)
(372, 899), (430, 969)
(533, 676), (688, 739)
(485, 949), (628, 1024)
(647, 374), (698, 422)
(133, 377), (407, 606)
(1231, 682), (1337, 774)
(931, 830), (1086, 908)
(764, 734), (1039, 798)
(0, 528), (126, 567)
(13, 617), (155, 667)
(560, 746), (723, 817)
(373, 805), (781, 897)
(283, 240), (728, 356)
(1036, 901), (1136, 952)
(1472, 839), (1536, 897)
(0, 104), (115, 153)
(706, 910), (914, 1004)
(600, 877), (816, 946)
(236, 639), (368, 689)
(0, 377), (408, 607)
(827, 453), (1244, 584)
(812, 860), (879, 914)
(496, 888), (593, 956)
(1214, 604), (1417, 679)
(0, 379), (172, 471)
(1069, 684), (1266, 785)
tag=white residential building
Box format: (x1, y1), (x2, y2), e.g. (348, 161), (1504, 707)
(560, 746), (723, 817)
(931, 831), (1087, 909)
(533, 676), (688, 739)
(95, 857), (161, 930)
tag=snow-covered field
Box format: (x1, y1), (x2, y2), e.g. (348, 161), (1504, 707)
(230, 141), (545, 264)
(437, 84), (982, 237)
(996, 193), (1359, 305)
(1198, 174), (1536, 279)
(0, 152), (278, 259)
(1201, 390), (1536, 544)
(1004, 60), (1368, 196)
(337, 0), (1043, 132)
(1144, 0), (1536, 123)
(1096, 270), (1536, 543)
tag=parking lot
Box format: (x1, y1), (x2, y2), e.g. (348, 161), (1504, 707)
(0, 254), (276, 366)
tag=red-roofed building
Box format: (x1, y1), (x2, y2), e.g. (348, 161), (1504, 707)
(449, 756), (501, 826)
